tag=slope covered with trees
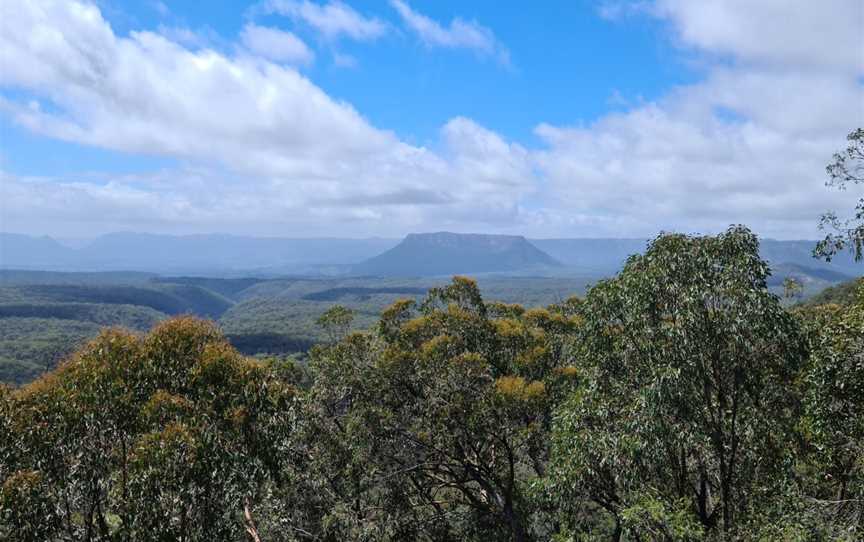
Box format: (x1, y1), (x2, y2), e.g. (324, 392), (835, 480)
(2, 227), (861, 540)
(802, 277), (864, 307)
(0, 274), (600, 385)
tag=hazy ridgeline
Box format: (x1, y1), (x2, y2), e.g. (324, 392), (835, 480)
(0, 232), (639, 386)
(1, 227), (862, 540)
(2, 231), (860, 276)
(1, 229), (858, 387)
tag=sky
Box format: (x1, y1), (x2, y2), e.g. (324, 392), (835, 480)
(0, 0), (862, 240)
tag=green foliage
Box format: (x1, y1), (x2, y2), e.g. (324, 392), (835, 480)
(218, 298), (381, 345)
(0, 273), (595, 385)
(0, 302), (166, 329)
(315, 305), (355, 342)
(802, 277), (864, 307)
(225, 332), (315, 356)
(0, 303), (167, 385)
(0, 470), (61, 541)
(795, 282), (864, 535)
(0, 318), (296, 541)
(149, 276), (266, 299)
(297, 277), (581, 540)
(0, 317), (102, 385)
(783, 276), (804, 300)
(816, 127), (864, 262)
(302, 286), (428, 301)
(548, 226), (809, 538)
(0, 231), (860, 540)
(0, 283), (232, 318)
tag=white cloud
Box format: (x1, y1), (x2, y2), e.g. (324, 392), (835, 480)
(528, 0), (864, 238)
(240, 23), (314, 65)
(255, 0), (387, 41)
(0, 0), (861, 239)
(155, 25), (224, 50)
(389, 0), (509, 64)
(0, 0), (533, 236)
(651, 0), (864, 73)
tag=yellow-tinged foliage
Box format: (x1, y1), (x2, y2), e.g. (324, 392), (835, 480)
(421, 334), (464, 360)
(131, 421), (198, 471)
(453, 352), (486, 366)
(516, 345), (550, 367)
(488, 302), (526, 318)
(553, 366), (579, 378)
(401, 315), (432, 339)
(523, 308), (553, 323)
(1, 469), (42, 497)
(380, 298), (417, 322)
(495, 375), (546, 402)
(494, 317), (527, 338)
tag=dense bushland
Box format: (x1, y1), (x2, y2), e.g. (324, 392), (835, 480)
(1, 227), (862, 541)
(0, 284), (232, 319)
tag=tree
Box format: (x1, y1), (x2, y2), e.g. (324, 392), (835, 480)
(300, 277), (581, 541)
(783, 276), (804, 301)
(547, 226), (809, 539)
(316, 305), (355, 343)
(797, 282), (864, 536)
(815, 128), (864, 262)
(0, 318), (297, 542)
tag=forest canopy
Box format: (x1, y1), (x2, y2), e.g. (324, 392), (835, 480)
(1, 227), (862, 541)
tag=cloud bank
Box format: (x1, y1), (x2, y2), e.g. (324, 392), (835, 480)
(0, 0), (861, 239)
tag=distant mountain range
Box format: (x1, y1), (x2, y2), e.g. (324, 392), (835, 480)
(0, 232), (398, 274)
(352, 232), (561, 277)
(1, 231), (860, 279)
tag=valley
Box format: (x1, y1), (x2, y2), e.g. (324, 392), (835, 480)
(1, 231), (859, 385)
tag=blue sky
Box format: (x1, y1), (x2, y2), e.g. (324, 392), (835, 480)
(5, 1), (690, 174)
(1, 0), (862, 238)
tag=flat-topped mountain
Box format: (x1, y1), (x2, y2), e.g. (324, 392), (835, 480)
(353, 232), (562, 277)
(1, 232), (860, 278)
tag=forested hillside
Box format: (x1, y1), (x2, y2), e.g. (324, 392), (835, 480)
(0, 255), (855, 387)
(1, 227), (861, 540)
(802, 277), (863, 306)
(0, 273), (598, 385)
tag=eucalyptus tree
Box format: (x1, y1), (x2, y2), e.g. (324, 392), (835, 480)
(316, 305), (356, 343)
(797, 281), (864, 537)
(300, 277), (581, 541)
(547, 226), (809, 539)
(816, 127), (864, 262)
(0, 318), (297, 542)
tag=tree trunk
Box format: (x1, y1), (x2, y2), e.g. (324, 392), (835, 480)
(244, 497), (263, 542)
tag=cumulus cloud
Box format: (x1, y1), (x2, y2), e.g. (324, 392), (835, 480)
(0, 0), (861, 239)
(650, 0), (863, 73)
(0, 0), (533, 236)
(254, 0), (387, 41)
(529, 0), (863, 238)
(240, 23), (314, 65)
(390, 0), (509, 64)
